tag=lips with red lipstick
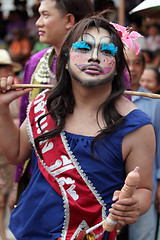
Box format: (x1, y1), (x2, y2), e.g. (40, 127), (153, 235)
(77, 64), (112, 75)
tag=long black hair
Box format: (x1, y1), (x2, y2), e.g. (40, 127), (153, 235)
(35, 13), (127, 158)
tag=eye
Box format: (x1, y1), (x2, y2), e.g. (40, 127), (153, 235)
(41, 11), (49, 18)
(101, 49), (112, 56)
(77, 48), (90, 54)
(101, 43), (118, 56)
(72, 41), (91, 53)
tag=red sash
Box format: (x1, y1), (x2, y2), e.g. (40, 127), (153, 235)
(28, 90), (115, 240)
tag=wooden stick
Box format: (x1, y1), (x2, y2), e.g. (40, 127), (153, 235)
(10, 84), (160, 99)
(11, 84), (54, 89)
(124, 90), (160, 99)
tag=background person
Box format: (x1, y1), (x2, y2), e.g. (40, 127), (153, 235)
(140, 67), (160, 94)
(9, 0), (94, 212)
(0, 49), (20, 240)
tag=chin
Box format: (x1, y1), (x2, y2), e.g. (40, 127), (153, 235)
(78, 78), (112, 88)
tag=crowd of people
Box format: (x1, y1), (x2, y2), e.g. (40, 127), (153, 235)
(0, 0), (160, 240)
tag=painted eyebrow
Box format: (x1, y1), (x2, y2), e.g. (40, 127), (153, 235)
(101, 43), (118, 56)
(72, 41), (91, 50)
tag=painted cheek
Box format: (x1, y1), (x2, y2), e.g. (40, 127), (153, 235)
(71, 52), (89, 64)
(102, 58), (116, 74)
(101, 57), (116, 67)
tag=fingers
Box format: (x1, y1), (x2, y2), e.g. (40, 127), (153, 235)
(109, 197), (140, 225)
(0, 76), (14, 93)
(0, 76), (32, 106)
(112, 190), (120, 201)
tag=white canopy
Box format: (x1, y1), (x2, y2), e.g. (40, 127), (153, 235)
(129, 0), (160, 15)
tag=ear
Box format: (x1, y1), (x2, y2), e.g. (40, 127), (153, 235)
(65, 13), (75, 30)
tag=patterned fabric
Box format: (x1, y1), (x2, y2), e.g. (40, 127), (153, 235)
(14, 47), (57, 182)
(9, 90), (152, 240)
(28, 90), (106, 239)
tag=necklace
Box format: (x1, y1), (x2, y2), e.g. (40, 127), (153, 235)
(34, 47), (56, 84)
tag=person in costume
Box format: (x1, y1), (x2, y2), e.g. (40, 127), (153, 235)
(8, 0), (94, 211)
(0, 14), (155, 240)
(10, 0), (132, 211)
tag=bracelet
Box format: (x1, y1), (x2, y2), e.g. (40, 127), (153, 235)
(12, 187), (17, 190)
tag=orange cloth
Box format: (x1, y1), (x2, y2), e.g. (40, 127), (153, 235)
(9, 39), (31, 56)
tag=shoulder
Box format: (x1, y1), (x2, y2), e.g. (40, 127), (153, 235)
(23, 47), (53, 83)
(115, 96), (137, 116)
(115, 96), (152, 133)
(28, 47), (52, 63)
(136, 87), (160, 115)
(24, 48), (49, 73)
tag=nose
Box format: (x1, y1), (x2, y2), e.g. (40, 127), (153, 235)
(88, 48), (100, 63)
(128, 62), (134, 72)
(36, 16), (43, 27)
(142, 81), (147, 88)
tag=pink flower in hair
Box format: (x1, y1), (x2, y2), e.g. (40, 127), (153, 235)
(111, 23), (142, 55)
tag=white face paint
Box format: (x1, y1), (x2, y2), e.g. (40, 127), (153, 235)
(67, 27), (117, 88)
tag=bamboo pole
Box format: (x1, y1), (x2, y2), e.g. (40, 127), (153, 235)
(124, 90), (160, 99)
(9, 84), (160, 99)
(11, 84), (53, 89)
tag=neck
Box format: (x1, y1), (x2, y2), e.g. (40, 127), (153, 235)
(54, 31), (69, 56)
(54, 46), (61, 56)
(72, 81), (112, 112)
(131, 82), (140, 91)
(64, 82), (112, 136)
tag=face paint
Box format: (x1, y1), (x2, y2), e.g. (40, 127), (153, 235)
(72, 41), (91, 50)
(67, 27), (117, 88)
(101, 43), (118, 56)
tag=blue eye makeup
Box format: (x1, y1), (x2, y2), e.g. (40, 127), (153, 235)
(101, 43), (118, 56)
(72, 41), (91, 50)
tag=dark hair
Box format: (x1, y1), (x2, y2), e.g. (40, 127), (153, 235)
(94, 0), (115, 12)
(141, 49), (153, 60)
(145, 67), (160, 85)
(147, 23), (160, 31)
(43, 0), (94, 23)
(35, 13), (127, 158)
(139, 51), (146, 68)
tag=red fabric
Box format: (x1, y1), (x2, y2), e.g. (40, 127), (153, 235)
(108, 227), (117, 240)
(29, 90), (106, 239)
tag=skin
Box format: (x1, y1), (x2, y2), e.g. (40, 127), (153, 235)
(67, 27), (116, 88)
(0, 65), (18, 240)
(125, 48), (144, 91)
(125, 48), (160, 214)
(0, 27), (155, 230)
(36, 0), (75, 55)
(140, 68), (160, 94)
